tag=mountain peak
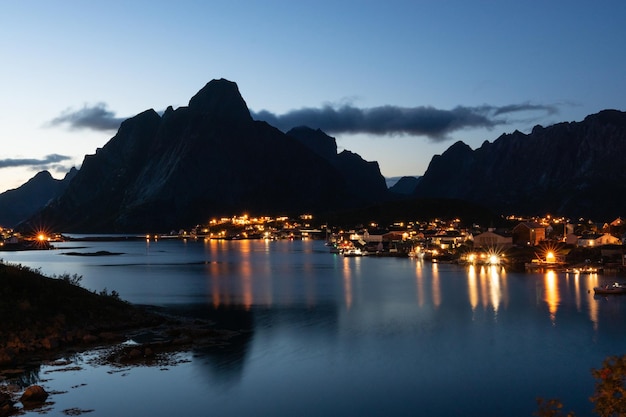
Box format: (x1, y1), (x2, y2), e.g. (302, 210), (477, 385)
(414, 109), (626, 219)
(188, 78), (252, 123)
(287, 126), (338, 161)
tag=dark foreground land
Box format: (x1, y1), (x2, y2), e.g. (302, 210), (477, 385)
(0, 261), (243, 415)
(0, 262), (242, 365)
(0, 262), (162, 366)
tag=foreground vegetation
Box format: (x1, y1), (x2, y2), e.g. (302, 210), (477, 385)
(0, 261), (162, 365)
(536, 355), (626, 417)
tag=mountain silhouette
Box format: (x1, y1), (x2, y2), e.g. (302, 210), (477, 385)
(413, 109), (626, 220)
(0, 169), (76, 228)
(22, 79), (389, 233)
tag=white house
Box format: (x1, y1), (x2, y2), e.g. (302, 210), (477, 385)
(577, 233), (621, 247)
(473, 231), (513, 248)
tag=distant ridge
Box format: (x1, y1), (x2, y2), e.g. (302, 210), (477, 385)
(413, 109), (626, 220)
(0, 168), (76, 228)
(389, 176), (421, 195)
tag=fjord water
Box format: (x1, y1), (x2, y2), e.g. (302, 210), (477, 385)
(2, 238), (626, 416)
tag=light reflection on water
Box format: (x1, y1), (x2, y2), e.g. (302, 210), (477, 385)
(1, 239), (625, 417)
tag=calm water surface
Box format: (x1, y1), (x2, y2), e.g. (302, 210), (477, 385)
(2, 238), (626, 416)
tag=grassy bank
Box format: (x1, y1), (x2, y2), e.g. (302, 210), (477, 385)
(0, 261), (162, 366)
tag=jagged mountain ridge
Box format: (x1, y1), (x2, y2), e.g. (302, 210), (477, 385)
(25, 79), (389, 233)
(0, 169), (77, 228)
(389, 176), (421, 195)
(286, 126), (388, 202)
(413, 109), (626, 220)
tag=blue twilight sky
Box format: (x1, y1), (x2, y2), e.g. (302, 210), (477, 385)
(1, 1), (625, 193)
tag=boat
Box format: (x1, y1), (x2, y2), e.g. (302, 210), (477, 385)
(593, 282), (626, 295)
(342, 247), (363, 257)
(565, 265), (603, 274)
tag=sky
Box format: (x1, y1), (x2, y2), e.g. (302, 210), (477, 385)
(1, 1), (625, 193)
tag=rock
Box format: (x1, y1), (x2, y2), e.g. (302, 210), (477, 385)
(0, 391), (16, 417)
(19, 385), (48, 403)
(82, 334), (98, 344)
(41, 336), (60, 350)
(98, 332), (120, 341)
(0, 349), (15, 367)
(128, 349), (142, 359)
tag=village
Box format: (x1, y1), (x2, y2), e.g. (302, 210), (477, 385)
(2, 213), (626, 273)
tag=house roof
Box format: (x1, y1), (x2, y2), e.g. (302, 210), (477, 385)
(513, 221), (544, 230)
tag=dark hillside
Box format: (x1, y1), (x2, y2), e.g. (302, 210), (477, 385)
(23, 79), (389, 233)
(414, 109), (626, 220)
(0, 262), (159, 365)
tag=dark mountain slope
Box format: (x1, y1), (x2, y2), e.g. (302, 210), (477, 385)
(287, 126), (389, 203)
(389, 176), (421, 195)
(25, 79), (388, 233)
(0, 169), (76, 228)
(413, 109), (626, 220)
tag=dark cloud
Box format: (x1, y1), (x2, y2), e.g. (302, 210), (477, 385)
(492, 103), (559, 116)
(253, 102), (559, 141)
(46, 100), (558, 141)
(48, 103), (125, 131)
(0, 154), (72, 169)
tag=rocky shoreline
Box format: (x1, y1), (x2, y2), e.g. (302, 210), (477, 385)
(0, 261), (242, 416)
(0, 262), (165, 366)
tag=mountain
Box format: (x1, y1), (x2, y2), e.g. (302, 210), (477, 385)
(413, 109), (626, 220)
(286, 127), (388, 202)
(389, 176), (421, 195)
(0, 168), (77, 228)
(23, 79), (389, 233)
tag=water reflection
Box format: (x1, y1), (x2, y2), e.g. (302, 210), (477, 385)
(431, 262), (441, 308)
(190, 305), (255, 386)
(342, 256), (353, 309)
(488, 265), (502, 314)
(414, 259), (425, 307)
(465, 264), (507, 317)
(570, 272), (600, 329)
(239, 240), (253, 310)
(544, 270), (560, 323)
(2, 240), (626, 417)
(467, 265), (479, 311)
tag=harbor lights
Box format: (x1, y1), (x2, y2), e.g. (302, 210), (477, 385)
(485, 247), (503, 265)
(488, 254), (500, 265)
(537, 242), (565, 265)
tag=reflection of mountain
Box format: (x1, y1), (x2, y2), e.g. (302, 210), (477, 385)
(165, 304), (255, 385)
(194, 332), (254, 386)
(183, 303), (340, 387)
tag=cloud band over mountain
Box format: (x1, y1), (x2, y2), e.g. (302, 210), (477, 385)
(253, 103), (558, 141)
(48, 101), (558, 141)
(0, 154), (71, 169)
(48, 103), (126, 131)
